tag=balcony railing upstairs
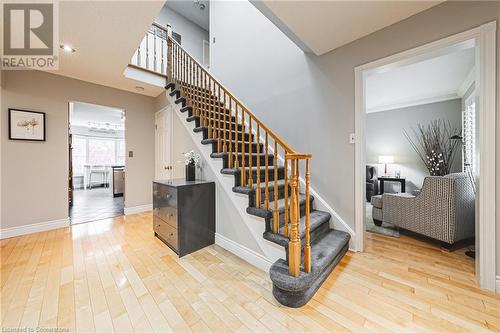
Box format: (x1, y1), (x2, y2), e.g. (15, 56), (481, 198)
(130, 23), (169, 75)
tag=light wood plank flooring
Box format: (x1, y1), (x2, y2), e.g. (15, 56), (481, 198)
(1, 212), (499, 332)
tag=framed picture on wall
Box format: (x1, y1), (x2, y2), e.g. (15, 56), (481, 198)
(8, 108), (46, 141)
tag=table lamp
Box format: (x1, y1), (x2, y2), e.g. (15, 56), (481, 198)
(378, 155), (394, 175)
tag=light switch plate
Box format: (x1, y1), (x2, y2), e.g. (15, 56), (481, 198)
(349, 133), (356, 144)
(129, 151), (133, 158)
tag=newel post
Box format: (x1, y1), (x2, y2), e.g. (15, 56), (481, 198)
(288, 158), (301, 277)
(166, 24), (173, 83)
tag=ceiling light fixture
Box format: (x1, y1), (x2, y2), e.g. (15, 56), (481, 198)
(60, 44), (76, 53)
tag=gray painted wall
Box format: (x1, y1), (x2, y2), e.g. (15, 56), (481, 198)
(209, 1), (500, 275)
(1, 71), (156, 229)
(366, 99), (463, 194)
(156, 5), (208, 64)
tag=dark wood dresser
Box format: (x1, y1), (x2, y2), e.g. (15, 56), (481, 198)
(153, 179), (215, 257)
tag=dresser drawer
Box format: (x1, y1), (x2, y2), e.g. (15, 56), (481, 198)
(153, 216), (178, 251)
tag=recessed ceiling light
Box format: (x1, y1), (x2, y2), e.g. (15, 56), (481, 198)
(60, 44), (76, 53)
(135, 86), (145, 92)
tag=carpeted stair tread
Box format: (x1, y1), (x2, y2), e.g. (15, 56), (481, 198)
(221, 166), (284, 175)
(263, 210), (331, 247)
(269, 229), (350, 294)
(246, 194), (313, 219)
(233, 179), (286, 195)
(211, 151), (271, 159)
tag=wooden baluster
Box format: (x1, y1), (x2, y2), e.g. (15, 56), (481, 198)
(240, 108), (246, 187)
(304, 158), (311, 273)
(200, 71), (207, 127)
(223, 91), (227, 153)
(153, 27), (157, 72)
(208, 78), (213, 138)
(288, 158), (301, 277)
(166, 38), (172, 83)
(256, 124), (261, 208)
(264, 132), (269, 210)
(283, 156), (289, 237)
(161, 38), (164, 74)
(137, 44), (141, 67)
(248, 117), (253, 187)
(228, 98), (233, 168)
(234, 103), (239, 168)
(217, 84), (221, 152)
(146, 32), (149, 69)
(273, 141), (279, 233)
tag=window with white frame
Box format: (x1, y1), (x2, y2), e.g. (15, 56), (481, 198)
(462, 93), (476, 174)
(72, 135), (125, 176)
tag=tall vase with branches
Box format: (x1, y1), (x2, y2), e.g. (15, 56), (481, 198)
(403, 119), (461, 176)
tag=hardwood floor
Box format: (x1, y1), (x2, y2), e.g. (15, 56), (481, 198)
(1, 212), (499, 332)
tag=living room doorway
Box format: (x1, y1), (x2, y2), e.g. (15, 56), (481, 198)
(354, 22), (496, 291)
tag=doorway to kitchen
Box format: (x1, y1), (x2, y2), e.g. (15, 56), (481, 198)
(68, 101), (126, 225)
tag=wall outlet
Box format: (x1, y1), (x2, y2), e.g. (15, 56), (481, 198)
(128, 151), (134, 158)
(349, 133), (356, 144)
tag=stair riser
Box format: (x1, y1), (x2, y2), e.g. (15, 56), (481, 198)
(198, 128), (254, 142)
(209, 141), (263, 155)
(192, 118), (244, 132)
(247, 184), (290, 208)
(264, 197), (312, 232)
(222, 154), (274, 169)
(272, 243), (349, 308)
(185, 108), (236, 122)
(283, 223), (330, 263)
(230, 167), (284, 187)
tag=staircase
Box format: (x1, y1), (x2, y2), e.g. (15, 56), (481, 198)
(161, 31), (350, 307)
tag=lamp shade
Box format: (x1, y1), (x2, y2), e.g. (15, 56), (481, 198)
(378, 155), (394, 164)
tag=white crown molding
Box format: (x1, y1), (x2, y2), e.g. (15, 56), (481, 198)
(367, 92), (460, 113)
(457, 66), (476, 98)
(0, 218), (70, 239)
(124, 204), (153, 215)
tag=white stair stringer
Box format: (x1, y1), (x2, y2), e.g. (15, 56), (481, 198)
(166, 92), (286, 271)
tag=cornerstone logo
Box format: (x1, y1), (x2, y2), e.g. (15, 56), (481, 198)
(1, 1), (59, 70)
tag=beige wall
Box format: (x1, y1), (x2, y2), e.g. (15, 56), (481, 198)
(1, 70), (156, 229)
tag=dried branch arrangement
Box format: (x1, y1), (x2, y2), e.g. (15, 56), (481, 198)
(403, 119), (461, 176)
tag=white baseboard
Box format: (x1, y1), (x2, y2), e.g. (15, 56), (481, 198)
(0, 218), (70, 239)
(215, 233), (273, 272)
(496, 276), (500, 293)
(124, 204), (153, 215)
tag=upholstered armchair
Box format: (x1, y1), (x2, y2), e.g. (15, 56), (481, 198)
(372, 173), (475, 247)
(366, 165), (378, 202)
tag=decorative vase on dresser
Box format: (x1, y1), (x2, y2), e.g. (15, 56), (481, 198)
(185, 164), (195, 181)
(153, 179), (215, 257)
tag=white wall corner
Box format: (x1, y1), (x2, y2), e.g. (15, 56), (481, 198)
(215, 233), (273, 272)
(496, 276), (500, 294)
(0, 218), (70, 239)
(124, 204), (153, 215)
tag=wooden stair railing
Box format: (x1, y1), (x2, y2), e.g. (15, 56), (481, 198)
(166, 31), (312, 276)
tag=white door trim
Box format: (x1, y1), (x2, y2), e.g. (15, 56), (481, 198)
(155, 105), (173, 180)
(354, 21), (497, 291)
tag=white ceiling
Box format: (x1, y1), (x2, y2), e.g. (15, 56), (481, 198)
(166, 0), (209, 31)
(366, 46), (475, 113)
(71, 102), (124, 127)
(45, 1), (165, 97)
(253, 1), (443, 56)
